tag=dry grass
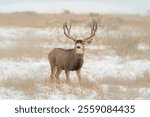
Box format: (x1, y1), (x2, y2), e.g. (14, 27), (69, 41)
(0, 73), (150, 99)
(101, 33), (150, 59)
(0, 12), (98, 27)
(0, 12), (150, 99)
(0, 77), (54, 97)
(0, 12), (150, 59)
(1, 78), (38, 95)
(102, 71), (150, 88)
(0, 47), (45, 58)
(0, 12), (149, 27)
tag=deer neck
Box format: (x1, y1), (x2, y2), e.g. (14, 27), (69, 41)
(67, 49), (84, 70)
(73, 49), (84, 60)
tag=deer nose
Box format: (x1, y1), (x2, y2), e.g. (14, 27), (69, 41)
(77, 46), (80, 49)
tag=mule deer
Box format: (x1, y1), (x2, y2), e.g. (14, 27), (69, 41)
(48, 21), (97, 83)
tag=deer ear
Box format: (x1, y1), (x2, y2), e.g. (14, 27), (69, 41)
(86, 38), (93, 44)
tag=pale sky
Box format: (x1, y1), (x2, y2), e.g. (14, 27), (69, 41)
(0, 0), (149, 14)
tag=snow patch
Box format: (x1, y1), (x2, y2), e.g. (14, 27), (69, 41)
(0, 56), (150, 81)
(137, 43), (150, 51)
(0, 58), (49, 80)
(138, 88), (150, 97)
(84, 56), (150, 80)
(0, 87), (28, 99)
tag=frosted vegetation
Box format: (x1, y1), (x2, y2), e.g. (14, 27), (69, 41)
(0, 14), (150, 99)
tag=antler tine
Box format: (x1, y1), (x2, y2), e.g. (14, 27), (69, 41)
(63, 22), (76, 42)
(90, 21), (95, 34)
(92, 21), (97, 35)
(64, 22), (70, 34)
(68, 22), (72, 34)
(83, 21), (98, 42)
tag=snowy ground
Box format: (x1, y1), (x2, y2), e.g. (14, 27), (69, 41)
(0, 26), (150, 100)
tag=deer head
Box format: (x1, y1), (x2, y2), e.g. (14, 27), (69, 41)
(63, 21), (97, 54)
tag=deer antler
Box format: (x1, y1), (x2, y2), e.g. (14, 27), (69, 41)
(63, 22), (76, 42)
(83, 21), (98, 42)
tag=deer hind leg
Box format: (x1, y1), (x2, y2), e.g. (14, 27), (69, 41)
(50, 66), (58, 82)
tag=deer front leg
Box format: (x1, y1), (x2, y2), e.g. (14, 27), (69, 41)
(65, 70), (71, 83)
(56, 69), (62, 81)
(50, 66), (58, 82)
(76, 69), (82, 84)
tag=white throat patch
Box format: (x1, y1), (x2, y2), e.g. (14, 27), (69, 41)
(76, 49), (84, 54)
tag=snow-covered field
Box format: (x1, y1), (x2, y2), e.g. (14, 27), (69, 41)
(0, 24), (150, 99)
